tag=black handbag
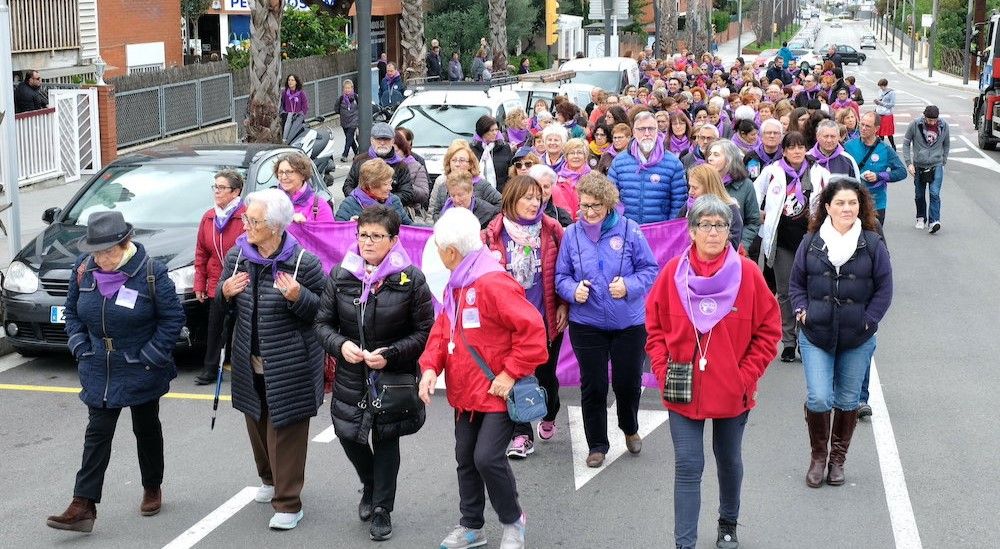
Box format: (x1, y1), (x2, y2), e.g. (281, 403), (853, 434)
(354, 297), (422, 417)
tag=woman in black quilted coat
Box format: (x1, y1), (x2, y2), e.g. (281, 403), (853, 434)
(314, 206), (434, 541)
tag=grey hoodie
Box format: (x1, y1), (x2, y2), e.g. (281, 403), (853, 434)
(902, 116), (950, 168)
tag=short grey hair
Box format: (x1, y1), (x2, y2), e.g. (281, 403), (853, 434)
(687, 194), (733, 230)
(434, 207), (484, 257)
(760, 118), (783, 134)
(695, 123), (720, 137)
(709, 139), (750, 181)
(733, 105), (756, 121)
(633, 110), (656, 126)
(536, 111), (554, 123)
(245, 188), (294, 231)
(816, 119), (840, 133)
(541, 123), (568, 142)
(527, 163), (557, 185)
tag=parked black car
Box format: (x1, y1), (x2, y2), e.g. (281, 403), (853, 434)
(822, 44), (867, 65)
(0, 145), (333, 356)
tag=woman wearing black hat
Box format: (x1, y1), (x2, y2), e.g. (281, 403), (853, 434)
(47, 211), (185, 533)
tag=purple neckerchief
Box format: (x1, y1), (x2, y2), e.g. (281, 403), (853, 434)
(848, 85), (858, 96)
(563, 120), (580, 134)
(628, 133), (666, 173)
(544, 153), (565, 171)
(579, 208), (620, 242)
(846, 128), (860, 142)
(443, 247), (505, 338)
(669, 135), (691, 155)
(283, 89), (306, 112)
(341, 92), (356, 106)
(442, 196), (476, 213)
(809, 143), (843, 169)
(722, 173), (733, 186)
(368, 147), (402, 166)
(513, 205), (545, 226)
(235, 232), (299, 281)
(778, 158), (808, 206)
(340, 239), (412, 303)
(686, 195), (697, 210)
(473, 133), (505, 145)
(607, 146), (622, 158)
(403, 155), (418, 166)
(754, 143), (783, 165)
(688, 145), (706, 166)
(214, 198), (242, 231)
(350, 186), (382, 209)
(507, 127), (530, 147)
(289, 184), (315, 208)
(674, 245), (742, 333)
(557, 163), (590, 188)
(732, 133), (758, 153)
(94, 270), (130, 299)
(833, 99), (853, 110)
(799, 86), (819, 101)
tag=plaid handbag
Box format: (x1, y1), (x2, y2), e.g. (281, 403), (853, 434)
(663, 362), (694, 404)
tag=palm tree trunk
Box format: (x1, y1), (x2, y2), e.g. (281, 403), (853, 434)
(488, 0), (508, 73)
(400, 0), (426, 79)
(666, 0), (678, 55)
(247, 0), (283, 144)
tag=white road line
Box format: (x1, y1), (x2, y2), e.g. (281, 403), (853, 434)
(0, 353), (30, 373)
(958, 134), (1000, 170)
(869, 360), (923, 549)
(312, 425), (338, 443)
(162, 486), (257, 549)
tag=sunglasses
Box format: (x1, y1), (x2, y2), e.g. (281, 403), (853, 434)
(513, 161), (535, 169)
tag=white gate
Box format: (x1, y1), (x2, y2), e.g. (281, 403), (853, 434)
(50, 88), (101, 183)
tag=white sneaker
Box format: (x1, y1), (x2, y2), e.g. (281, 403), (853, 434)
(499, 514), (527, 549)
(254, 484), (274, 503)
(929, 221), (941, 234)
(268, 510), (304, 530)
(915, 217), (925, 229)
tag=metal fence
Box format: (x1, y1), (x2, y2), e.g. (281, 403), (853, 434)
(234, 71), (358, 140)
(115, 74), (234, 148)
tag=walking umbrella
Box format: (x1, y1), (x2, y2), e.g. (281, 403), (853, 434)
(211, 362), (224, 430)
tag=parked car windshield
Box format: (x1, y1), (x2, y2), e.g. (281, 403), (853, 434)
(569, 71), (622, 92)
(392, 104), (486, 148)
(63, 164), (241, 227)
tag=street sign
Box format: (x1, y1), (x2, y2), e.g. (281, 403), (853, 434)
(922, 13), (933, 28)
(588, 0), (629, 20)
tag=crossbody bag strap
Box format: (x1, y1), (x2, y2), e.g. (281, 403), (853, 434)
(146, 257), (156, 317)
(858, 143), (878, 170)
(292, 249), (305, 280)
(459, 328), (496, 382)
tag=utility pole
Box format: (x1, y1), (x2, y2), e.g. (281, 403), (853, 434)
(356, 0), (372, 146)
(900, 0), (906, 62)
(928, 0), (939, 77)
(963, 0), (974, 84)
(654, 0), (662, 58)
(0, 0), (23, 255)
(736, 0), (743, 57)
(909, 0), (916, 69)
(603, 0), (613, 57)
(891, 0), (898, 54)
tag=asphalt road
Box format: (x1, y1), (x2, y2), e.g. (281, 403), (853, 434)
(1, 21), (996, 548)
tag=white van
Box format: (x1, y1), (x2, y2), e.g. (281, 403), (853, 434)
(558, 57), (640, 94)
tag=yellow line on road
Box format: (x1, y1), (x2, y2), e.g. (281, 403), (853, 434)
(0, 384), (231, 401)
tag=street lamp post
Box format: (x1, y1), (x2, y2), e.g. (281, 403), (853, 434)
(909, 0), (916, 70)
(356, 0), (373, 146)
(900, 0), (906, 62)
(736, 0), (743, 57)
(963, 0), (974, 84)
(928, 0), (939, 77)
(891, 0), (897, 53)
(0, 0), (23, 255)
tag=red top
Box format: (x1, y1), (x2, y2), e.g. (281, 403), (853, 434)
(419, 271), (548, 413)
(194, 204), (247, 296)
(645, 252), (782, 420)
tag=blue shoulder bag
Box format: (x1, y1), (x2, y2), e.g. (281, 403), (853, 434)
(461, 330), (548, 423)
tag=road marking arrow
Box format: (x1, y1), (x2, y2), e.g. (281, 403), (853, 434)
(568, 396), (670, 490)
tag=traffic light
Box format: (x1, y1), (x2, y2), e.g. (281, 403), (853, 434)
(546, 0), (559, 46)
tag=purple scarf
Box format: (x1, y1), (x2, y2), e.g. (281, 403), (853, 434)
(442, 196), (476, 213)
(341, 92), (356, 106)
(809, 143), (843, 170)
(687, 145), (706, 166)
(673, 245), (742, 333)
(443, 247), (505, 337)
(94, 270), (130, 299)
(473, 133), (505, 145)
(732, 132), (759, 154)
(753, 142), (783, 165)
(686, 195), (697, 211)
(628, 133), (666, 173)
(722, 173), (733, 187)
(543, 153), (565, 171)
(340, 239), (412, 303)
(350, 187), (382, 209)
(669, 135), (691, 155)
(214, 199), (242, 231)
(289, 184), (315, 208)
(778, 158), (808, 206)
(235, 232), (299, 280)
(368, 146), (402, 166)
(507, 127), (530, 148)
(579, 209), (619, 242)
(282, 89), (306, 113)
(557, 163), (590, 188)
(833, 99), (853, 110)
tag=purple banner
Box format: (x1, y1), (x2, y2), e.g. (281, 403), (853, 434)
(287, 219), (691, 388)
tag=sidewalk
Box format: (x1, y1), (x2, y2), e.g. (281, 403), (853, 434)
(873, 25), (979, 93)
(717, 31), (757, 65)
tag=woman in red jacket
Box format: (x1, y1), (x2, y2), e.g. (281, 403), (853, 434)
(193, 170), (246, 384)
(645, 195), (781, 549)
(419, 207), (547, 549)
(481, 175), (567, 459)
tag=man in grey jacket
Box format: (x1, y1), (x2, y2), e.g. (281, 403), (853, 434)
(902, 105), (950, 234)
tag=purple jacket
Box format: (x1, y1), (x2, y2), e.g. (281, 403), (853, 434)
(555, 216), (659, 330)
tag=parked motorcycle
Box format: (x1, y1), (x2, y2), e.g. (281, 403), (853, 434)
(282, 113), (338, 186)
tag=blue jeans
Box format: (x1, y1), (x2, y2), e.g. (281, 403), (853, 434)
(668, 411), (749, 549)
(800, 332), (877, 412)
(913, 165), (943, 223)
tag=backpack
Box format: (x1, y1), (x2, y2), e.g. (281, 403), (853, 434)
(76, 256), (157, 315)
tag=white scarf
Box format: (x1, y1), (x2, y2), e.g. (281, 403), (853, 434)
(819, 217), (862, 270)
(480, 142), (498, 188)
(214, 195), (242, 219)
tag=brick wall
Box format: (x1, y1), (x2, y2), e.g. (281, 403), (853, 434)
(98, 1), (183, 78)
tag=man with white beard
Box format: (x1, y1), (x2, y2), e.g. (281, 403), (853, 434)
(343, 122), (415, 206)
(607, 111), (688, 223)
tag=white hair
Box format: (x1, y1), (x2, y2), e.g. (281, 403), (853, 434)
(245, 188), (294, 231)
(527, 163), (557, 184)
(760, 118), (783, 133)
(718, 88), (731, 99)
(541, 123), (568, 142)
(708, 96), (725, 110)
(536, 111), (554, 123)
(734, 105), (756, 121)
(694, 123), (720, 137)
(433, 208), (484, 257)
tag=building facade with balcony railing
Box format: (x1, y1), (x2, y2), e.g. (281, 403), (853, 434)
(10, 0), (99, 81)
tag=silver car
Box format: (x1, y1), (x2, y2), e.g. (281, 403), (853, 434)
(860, 35), (877, 50)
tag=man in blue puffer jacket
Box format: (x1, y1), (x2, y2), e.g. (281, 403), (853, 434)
(607, 111), (688, 223)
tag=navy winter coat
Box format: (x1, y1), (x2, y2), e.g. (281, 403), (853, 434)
(607, 143), (688, 223)
(789, 230), (893, 353)
(218, 239), (326, 428)
(65, 244), (185, 409)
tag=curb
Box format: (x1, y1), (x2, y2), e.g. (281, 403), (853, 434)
(875, 34), (978, 93)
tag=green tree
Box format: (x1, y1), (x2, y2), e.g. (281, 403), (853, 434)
(181, 0), (212, 53)
(425, 0), (538, 73)
(280, 5), (349, 59)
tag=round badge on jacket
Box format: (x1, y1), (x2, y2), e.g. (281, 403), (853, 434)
(699, 298), (718, 315)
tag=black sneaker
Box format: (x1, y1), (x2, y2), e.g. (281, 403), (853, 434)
(780, 346), (797, 362)
(858, 402), (873, 420)
(369, 507), (392, 541)
(358, 485), (373, 521)
(717, 519), (739, 549)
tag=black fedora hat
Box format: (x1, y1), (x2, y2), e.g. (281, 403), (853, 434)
(77, 211), (134, 252)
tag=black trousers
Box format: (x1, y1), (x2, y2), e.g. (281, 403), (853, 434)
(74, 400), (163, 503)
(339, 433), (401, 512)
(341, 126), (359, 157)
(512, 331), (563, 440)
(200, 297), (229, 376)
(568, 322), (646, 454)
(455, 411), (521, 529)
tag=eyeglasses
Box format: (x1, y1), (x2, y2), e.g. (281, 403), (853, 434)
(696, 135), (715, 141)
(579, 202), (605, 212)
(211, 185), (235, 192)
(513, 161), (534, 169)
(634, 126), (658, 134)
(696, 222), (730, 234)
(451, 157), (471, 164)
(241, 214), (266, 229)
(357, 232), (389, 243)
(276, 169), (297, 178)
(612, 135), (628, 140)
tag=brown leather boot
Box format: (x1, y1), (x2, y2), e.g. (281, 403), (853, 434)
(805, 406), (831, 488)
(140, 486), (161, 516)
(827, 408), (860, 486)
(46, 497), (96, 532)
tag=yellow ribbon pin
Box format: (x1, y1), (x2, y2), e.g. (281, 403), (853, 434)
(399, 272), (410, 285)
